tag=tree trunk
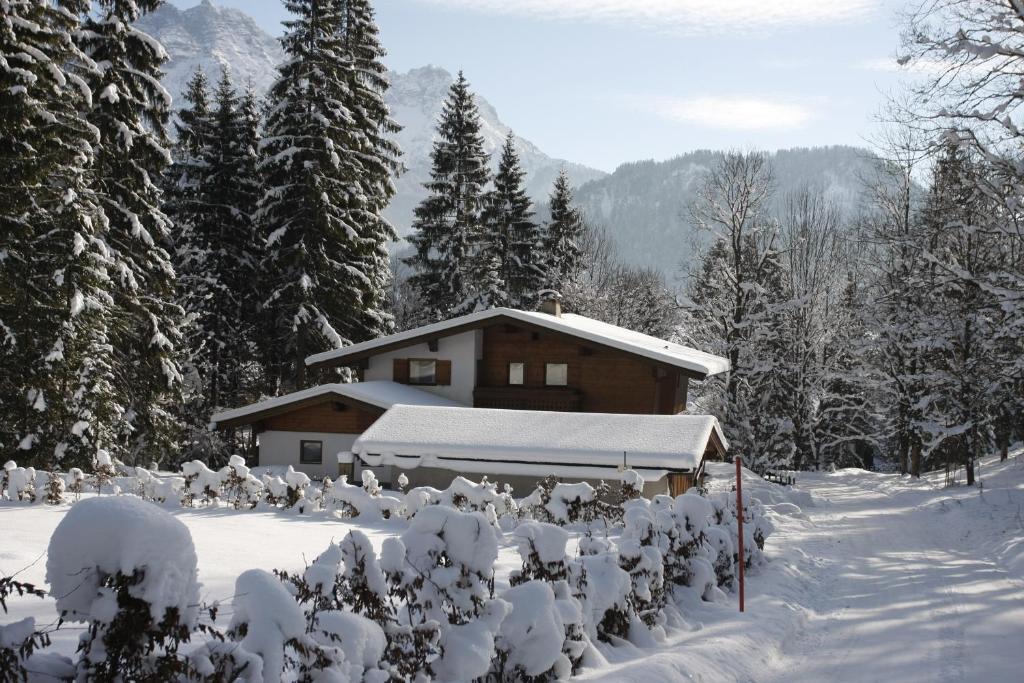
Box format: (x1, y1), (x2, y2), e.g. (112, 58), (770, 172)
(898, 433), (909, 475)
(910, 438), (922, 478)
(1001, 440), (1009, 462)
(965, 426), (977, 486)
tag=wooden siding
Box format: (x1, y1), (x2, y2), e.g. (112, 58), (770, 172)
(477, 323), (682, 414)
(260, 400), (380, 434)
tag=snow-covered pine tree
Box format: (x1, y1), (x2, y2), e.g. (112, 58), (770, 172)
(171, 67), (265, 460)
(259, 0), (396, 390)
(542, 169), (586, 295)
(477, 132), (542, 309)
(342, 0), (401, 339)
(0, 0), (121, 469)
(405, 71), (491, 320)
(913, 142), (1000, 484)
(73, 0), (186, 464)
(163, 67), (214, 244)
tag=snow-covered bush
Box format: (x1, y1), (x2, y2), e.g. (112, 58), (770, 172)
(620, 505), (668, 627)
(436, 475), (518, 519)
(92, 450), (116, 494)
(510, 521), (571, 585)
(46, 496), (201, 679)
(523, 477), (606, 525)
(571, 534), (633, 643)
(619, 469), (644, 504)
(708, 490), (774, 570)
(182, 460), (225, 507)
(5, 464), (35, 502)
(492, 580), (581, 681)
(221, 455), (263, 509)
(0, 574), (55, 680)
(339, 531), (392, 625)
(65, 467), (85, 500)
(384, 506), (509, 680)
(326, 475), (403, 520)
(43, 470), (65, 505)
(379, 537), (442, 679)
(1, 460), (13, 500)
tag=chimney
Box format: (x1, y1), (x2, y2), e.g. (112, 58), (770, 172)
(538, 290), (562, 317)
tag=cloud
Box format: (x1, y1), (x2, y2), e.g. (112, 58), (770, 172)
(639, 95), (817, 130)
(857, 57), (952, 75)
(413, 0), (880, 34)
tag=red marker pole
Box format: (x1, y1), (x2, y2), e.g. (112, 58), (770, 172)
(736, 455), (745, 613)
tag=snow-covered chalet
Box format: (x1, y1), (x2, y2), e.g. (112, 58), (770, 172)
(211, 299), (730, 497)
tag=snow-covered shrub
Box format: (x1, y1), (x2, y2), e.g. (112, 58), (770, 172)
(492, 580), (580, 682)
(379, 537), (441, 679)
(181, 460), (225, 507)
(619, 469), (644, 504)
(384, 506), (510, 680)
(43, 470), (65, 505)
(284, 466), (311, 509)
(436, 475), (518, 519)
(262, 473), (289, 507)
(1, 460), (13, 500)
(326, 475), (403, 520)
(523, 477), (605, 525)
(570, 537), (633, 643)
(311, 610), (388, 681)
(5, 465), (35, 502)
(92, 450), (116, 494)
(66, 467), (85, 501)
(396, 472), (409, 494)
(620, 505), (668, 627)
(708, 490), (774, 570)
(361, 469), (382, 496)
(221, 455), (262, 509)
(46, 496), (201, 679)
(339, 531), (392, 625)
(228, 568), (317, 682)
(669, 492), (717, 599)
(0, 574), (55, 681)
(703, 525), (736, 590)
(398, 505), (500, 624)
(510, 521), (571, 585)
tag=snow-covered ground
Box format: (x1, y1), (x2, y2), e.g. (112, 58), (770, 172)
(3, 452), (1022, 681)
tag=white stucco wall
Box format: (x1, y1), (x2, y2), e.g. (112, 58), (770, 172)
(258, 430), (358, 479)
(363, 329), (480, 405)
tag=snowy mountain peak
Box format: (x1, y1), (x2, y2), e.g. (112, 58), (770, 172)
(137, 1), (285, 107)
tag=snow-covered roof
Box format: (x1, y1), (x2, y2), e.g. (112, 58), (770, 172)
(209, 381), (463, 427)
(352, 405), (727, 478)
(305, 308), (730, 378)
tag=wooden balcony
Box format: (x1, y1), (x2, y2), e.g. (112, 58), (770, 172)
(472, 386), (582, 412)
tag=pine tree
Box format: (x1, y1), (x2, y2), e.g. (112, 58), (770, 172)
(259, 0), (397, 390)
(477, 132), (542, 309)
(342, 0), (401, 338)
(0, 0), (120, 468)
(405, 71), (490, 320)
(74, 0), (186, 464)
(164, 68), (214, 241)
(172, 67), (264, 440)
(543, 169), (586, 295)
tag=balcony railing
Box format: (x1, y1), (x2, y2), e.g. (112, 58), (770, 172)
(473, 386), (582, 412)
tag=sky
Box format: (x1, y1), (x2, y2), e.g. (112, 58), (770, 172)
(168, 0), (917, 173)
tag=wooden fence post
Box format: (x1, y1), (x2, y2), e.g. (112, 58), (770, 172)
(736, 456), (745, 613)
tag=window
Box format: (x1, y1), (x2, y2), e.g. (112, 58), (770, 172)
(508, 362), (525, 385)
(300, 440), (323, 464)
(545, 363), (568, 386)
(409, 359), (436, 385)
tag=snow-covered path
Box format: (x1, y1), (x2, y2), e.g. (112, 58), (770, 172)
(759, 461), (1024, 683)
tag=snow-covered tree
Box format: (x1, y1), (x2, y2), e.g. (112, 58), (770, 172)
(405, 71), (490, 320)
(73, 0), (186, 464)
(477, 132), (542, 309)
(542, 169), (586, 295)
(259, 0), (398, 390)
(0, 0), (122, 469)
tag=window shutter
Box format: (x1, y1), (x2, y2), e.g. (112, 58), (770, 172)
(435, 360), (452, 385)
(393, 358), (410, 384)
